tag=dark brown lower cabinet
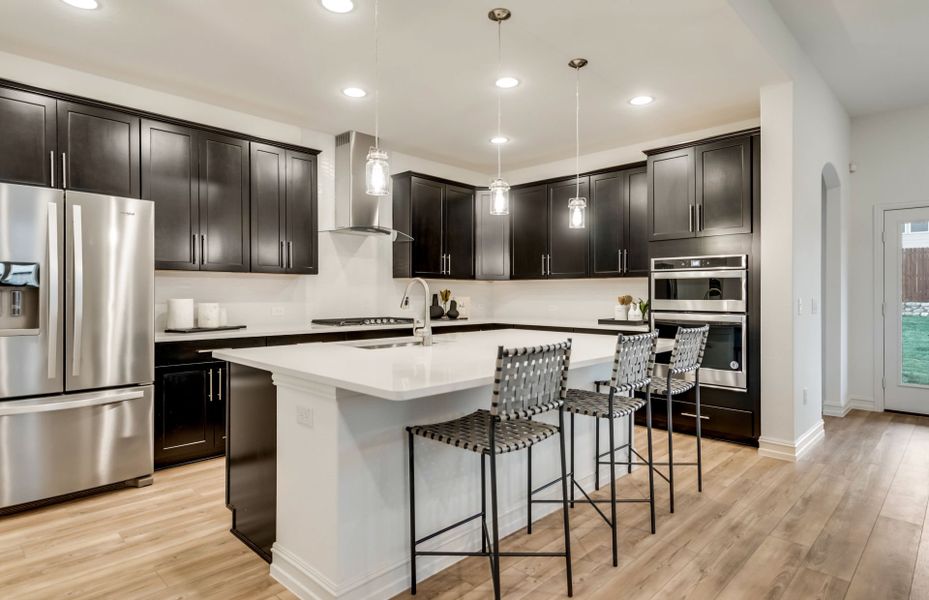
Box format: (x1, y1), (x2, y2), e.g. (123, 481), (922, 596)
(154, 361), (227, 469)
(634, 392), (755, 445)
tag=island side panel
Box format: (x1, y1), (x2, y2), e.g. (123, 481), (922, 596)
(228, 364), (278, 562)
(267, 362), (617, 599)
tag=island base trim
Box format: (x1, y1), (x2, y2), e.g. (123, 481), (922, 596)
(270, 467), (611, 600)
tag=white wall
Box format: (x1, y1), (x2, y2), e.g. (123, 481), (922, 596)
(848, 103), (929, 407)
(730, 0), (851, 456)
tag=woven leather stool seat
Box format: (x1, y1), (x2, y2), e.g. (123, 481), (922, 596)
(408, 409), (558, 455)
(649, 377), (696, 395)
(564, 389), (646, 419)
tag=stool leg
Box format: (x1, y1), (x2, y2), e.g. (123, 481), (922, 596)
(481, 453), (487, 554)
(627, 412), (633, 474)
(646, 391), (656, 534)
(570, 411), (576, 508)
(407, 431), (417, 595)
(594, 418), (600, 490)
(695, 370), (703, 493)
(526, 445), (533, 534)
(558, 408), (574, 597)
(666, 376), (675, 514)
(608, 413), (618, 567)
(489, 431), (502, 600)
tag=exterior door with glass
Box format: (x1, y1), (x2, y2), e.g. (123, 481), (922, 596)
(883, 207), (929, 414)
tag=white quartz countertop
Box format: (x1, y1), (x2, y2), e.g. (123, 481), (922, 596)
(213, 329), (669, 401)
(155, 317), (649, 343)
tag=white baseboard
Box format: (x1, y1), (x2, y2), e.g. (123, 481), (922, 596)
(270, 467), (614, 600)
(848, 397), (878, 412)
(758, 420), (825, 462)
(822, 402), (852, 417)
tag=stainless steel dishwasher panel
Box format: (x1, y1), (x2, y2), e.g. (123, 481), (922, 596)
(0, 385), (154, 509)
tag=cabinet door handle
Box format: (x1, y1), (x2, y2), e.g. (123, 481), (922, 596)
(61, 152), (68, 188)
(546, 254), (552, 276)
(623, 249), (628, 274)
(696, 204), (703, 231)
(288, 241), (294, 269)
(50, 151), (55, 187)
(217, 368), (223, 402)
(618, 249), (622, 273)
(681, 412), (709, 420)
(200, 234), (205, 265)
(541, 254), (545, 276)
(208, 368), (214, 402)
(447, 253), (451, 276)
(280, 241), (285, 267)
(688, 205), (694, 232)
(192, 234), (198, 265)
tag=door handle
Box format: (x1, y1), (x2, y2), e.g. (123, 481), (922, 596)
(280, 241), (285, 267)
(696, 204), (703, 231)
(208, 368), (214, 402)
(71, 204), (84, 377)
(50, 151), (55, 187)
(47, 201), (59, 379)
(192, 234), (198, 266)
(200, 234), (205, 265)
(541, 254), (545, 276)
(618, 249), (622, 273)
(61, 152), (68, 188)
(217, 368), (223, 402)
(447, 253), (451, 275)
(688, 205), (694, 232)
(623, 249), (628, 274)
(288, 241), (294, 269)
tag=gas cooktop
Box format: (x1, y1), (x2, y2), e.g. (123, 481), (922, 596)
(311, 316), (414, 327)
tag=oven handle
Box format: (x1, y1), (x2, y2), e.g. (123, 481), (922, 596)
(651, 312), (746, 325)
(651, 269), (746, 280)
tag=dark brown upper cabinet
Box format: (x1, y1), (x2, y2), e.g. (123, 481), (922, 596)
(0, 87), (57, 187)
(284, 149), (318, 274)
(393, 173), (475, 280)
(199, 132), (250, 272)
(648, 134), (752, 241)
(250, 143), (317, 274)
(589, 166), (648, 277)
(548, 177), (590, 278)
(510, 183), (549, 279)
(648, 147), (694, 241)
(58, 101), (140, 198)
(694, 136), (752, 237)
(142, 120), (199, 270)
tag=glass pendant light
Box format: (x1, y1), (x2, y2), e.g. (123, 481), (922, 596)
(568, 58), (588, 229)
(365, 0), (390, 196)
(488, 8), (511, 216)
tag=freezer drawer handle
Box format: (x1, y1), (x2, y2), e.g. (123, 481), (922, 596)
(48, 201), (59, 379)
(71, 204), (84, 377)
(0, 390), (145, 417)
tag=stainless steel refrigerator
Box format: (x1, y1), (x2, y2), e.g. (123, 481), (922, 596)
(0, 182), (154, 510)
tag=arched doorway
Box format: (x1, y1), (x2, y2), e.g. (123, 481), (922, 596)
(821, 163), (842, 415)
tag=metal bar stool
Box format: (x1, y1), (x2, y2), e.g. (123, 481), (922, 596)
(406, 340), (574, 599)
(527, 331), (658, 568)
(647, 325), (709, 513)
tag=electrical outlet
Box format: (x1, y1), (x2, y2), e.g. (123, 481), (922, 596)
(296, 405), (314, 428)
(802, 388), (808, 405)
(271, 306), (285, 317)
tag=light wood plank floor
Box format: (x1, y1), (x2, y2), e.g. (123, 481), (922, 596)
(1, 410), (927, 599)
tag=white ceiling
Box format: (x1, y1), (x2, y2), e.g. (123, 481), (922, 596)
(771, 0), (929, 117)
(0, 0), (784, 171)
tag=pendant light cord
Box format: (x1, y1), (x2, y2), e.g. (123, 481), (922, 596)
(575, 65), (580, 199)
(374, 0), (380, 150)
(496, 20), (503, 180)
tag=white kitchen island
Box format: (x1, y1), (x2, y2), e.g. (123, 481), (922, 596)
(214, 329), (668, 600)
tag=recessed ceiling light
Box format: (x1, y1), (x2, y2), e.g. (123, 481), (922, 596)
(490, 136), (509, 145)
(342, 87), (367, 98)
(495, 77), (520, 89)
(60, 0), (98, 9)
(629, 95), (655, 106)
(321, 0), (354, 13)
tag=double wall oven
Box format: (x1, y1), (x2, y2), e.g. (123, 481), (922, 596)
(650, 255), (748, 391)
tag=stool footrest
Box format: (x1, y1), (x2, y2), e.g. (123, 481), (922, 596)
(415, 511), (484, 546)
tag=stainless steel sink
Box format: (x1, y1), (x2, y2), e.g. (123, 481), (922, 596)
(346, 337), (444, 350)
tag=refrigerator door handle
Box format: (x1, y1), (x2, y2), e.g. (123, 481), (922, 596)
(47, 202), (59, 379)
(0, 389), (145, 417)
(71, 204), (84, 377)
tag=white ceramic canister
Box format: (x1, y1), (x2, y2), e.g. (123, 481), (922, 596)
(197, 303), (221, 329)
(166, 299), (195, 330)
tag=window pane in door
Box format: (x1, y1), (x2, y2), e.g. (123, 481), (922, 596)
(901, 222), (929, 386)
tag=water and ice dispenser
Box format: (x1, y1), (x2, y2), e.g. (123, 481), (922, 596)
(0, 262), (40, 334)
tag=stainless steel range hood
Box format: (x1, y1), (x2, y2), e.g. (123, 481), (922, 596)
(330, 131), (411, 242)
